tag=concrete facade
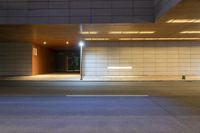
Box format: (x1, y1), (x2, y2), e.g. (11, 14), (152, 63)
(83, 41), (200, 77)
(0, 0), (180, 24)
(0, 43), (32, 76)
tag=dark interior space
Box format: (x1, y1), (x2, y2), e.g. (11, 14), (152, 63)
(54, 49), (80, 73)
(32, 44), (80, 75)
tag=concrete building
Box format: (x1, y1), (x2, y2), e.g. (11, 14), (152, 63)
(0, 0), (200, 80)
(1, 1), (200, 133)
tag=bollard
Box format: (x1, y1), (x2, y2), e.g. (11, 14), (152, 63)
(182, 75), (186, 80)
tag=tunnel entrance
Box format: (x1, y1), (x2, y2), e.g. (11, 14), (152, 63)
(32, 44), (81, 80)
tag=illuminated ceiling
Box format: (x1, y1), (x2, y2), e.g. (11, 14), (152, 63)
(0, 0), (199, 48)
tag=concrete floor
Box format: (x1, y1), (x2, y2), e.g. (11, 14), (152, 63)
(0, 80), (200, 133)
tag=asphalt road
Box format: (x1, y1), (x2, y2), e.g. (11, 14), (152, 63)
(0, 80), (200, 133)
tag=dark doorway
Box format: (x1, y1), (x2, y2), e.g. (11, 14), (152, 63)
(55, 49), (80, 73)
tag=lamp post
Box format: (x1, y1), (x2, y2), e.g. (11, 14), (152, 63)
(79, 41), (84, 80)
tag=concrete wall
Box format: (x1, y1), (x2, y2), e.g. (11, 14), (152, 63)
(0, 43), (32, 76)
(0, 0), (155, 24)
(83, 41), (200, 77)
(32, 44), (55, 75)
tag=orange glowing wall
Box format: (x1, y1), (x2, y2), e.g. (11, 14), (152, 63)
(32, 44), (55, 75)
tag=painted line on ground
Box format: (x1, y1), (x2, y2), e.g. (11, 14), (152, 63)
(65, 95), (149, 97)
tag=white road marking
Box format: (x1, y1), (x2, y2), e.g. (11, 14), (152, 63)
(65, 95), (149, 97)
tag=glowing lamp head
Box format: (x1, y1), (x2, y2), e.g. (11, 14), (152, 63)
(79, 41), (85, 47)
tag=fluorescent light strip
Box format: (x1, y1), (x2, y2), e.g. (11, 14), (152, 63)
(85, 38), (200, 41)
(167, 19), (200, 23)
(123, 31), (139, 34)
(119, 38), (200, 41)
(109, 31), (155, 34)
(108, 66), (133, 70)
(180, 31), (200, 34)
(139, 31), (155, 34)
(109, 31), (122, 34)
(80, 31), (98, 35)
(84, 38), (109, 41)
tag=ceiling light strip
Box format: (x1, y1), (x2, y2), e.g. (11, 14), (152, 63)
(80, 31), (98, 35)
(180, 31), (200, 34)
(85, 38), (200, 41)
(84, 38), (110, 41)
(167, 19), (200, 23)
(119, 38), (200, 41)
(109, 31), (155, 34)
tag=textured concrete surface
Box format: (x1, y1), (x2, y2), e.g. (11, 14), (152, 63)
(0, 96), (199, 133)
(0, 81), (200, 133)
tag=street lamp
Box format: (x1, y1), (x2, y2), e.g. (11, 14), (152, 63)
(79, 41), (85, 80)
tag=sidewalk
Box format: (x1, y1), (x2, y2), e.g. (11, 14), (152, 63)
(1, 74), (200, 81)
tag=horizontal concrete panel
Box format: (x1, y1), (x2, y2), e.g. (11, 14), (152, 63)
(0, 43), (32, 76)
(83, 41), (200, 76)
(0, 0), (155, 24)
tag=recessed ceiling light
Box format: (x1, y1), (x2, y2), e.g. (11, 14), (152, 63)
(66, 41), (69, 45)
(167, 19), (200, 23)
(180, 31), (200, 34)
(43, 41), (47, 45)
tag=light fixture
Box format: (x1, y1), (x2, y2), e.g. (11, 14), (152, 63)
(107, 66), (133, 70)
(109, 31), (155, 34)
(66, 41), (69, 45)
(80, 31), (98, 35)
(180, 31), (200, 34)
(109, 31), (122, 34)
(118, 38), (132, 40)
(123, 31), (139, 34)
(139, 31), (155, 34)
(85, 37), (200, 41)
(118, 38), (200, 41)
(79, 41), (85, 47)
(84, 38), (110, 41)
(43, 41), (47, 45)
(167, 19), (200, 23)
(84, 38), (92, 41)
